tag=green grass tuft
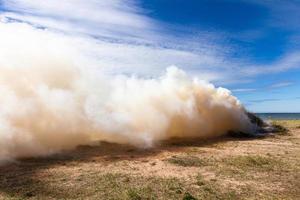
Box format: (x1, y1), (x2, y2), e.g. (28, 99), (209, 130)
(127, 189), (142, 200)
(224, 155), (283, 171)
(183, 192), (197, 200)
(166, 156), (209, 167)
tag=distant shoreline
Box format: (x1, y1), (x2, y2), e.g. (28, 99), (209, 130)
(255, 113), (300, 120)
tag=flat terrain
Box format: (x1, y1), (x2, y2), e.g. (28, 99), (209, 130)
(0, 120), (299, 200)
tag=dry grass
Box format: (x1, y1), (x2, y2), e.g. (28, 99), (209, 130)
(223, 155), (284, 171)
(165, 155), (210, 167)
(0, 120), (299, 200)
(272, 120), (300, 129)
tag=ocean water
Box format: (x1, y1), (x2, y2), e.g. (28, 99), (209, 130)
(256, 113), (300, 120)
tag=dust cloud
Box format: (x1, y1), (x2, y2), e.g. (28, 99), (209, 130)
(0, 22), (255, 161)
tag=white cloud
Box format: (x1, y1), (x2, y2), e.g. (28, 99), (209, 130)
(1, 0), (155, 42)
(232, 88), (257, 92)
(1, 0), (233, 82)
(242, 52), (300, 76)
(1, 0), (300, 85)
(269, 81), (294, 89)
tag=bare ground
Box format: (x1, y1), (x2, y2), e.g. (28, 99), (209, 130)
(0, 120), (299, 200)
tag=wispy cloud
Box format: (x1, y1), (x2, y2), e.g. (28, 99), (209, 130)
(269, 81), (294, 89)
(1, 0), (156, 42)
(249, 98), (282, 103)
(238, 0), (300, 31)
(242, 52), (300, 76)
(257, 0), (300, 31)
(1, 0), (300, 86)
(221, 0), (300, 81)
(1, 0), (234, 82)
(231, 88), (257, 93)
(248, 96), (300, 104)
(231, 80), (295, 94)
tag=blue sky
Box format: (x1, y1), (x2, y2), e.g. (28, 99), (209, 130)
(138, 0), (300, 112)
(0, 0), (299, 112)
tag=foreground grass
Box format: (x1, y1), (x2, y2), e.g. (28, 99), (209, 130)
(0, 120), (299, 200)
(165, 155), (210, 167)
(0, 171), (237, 200)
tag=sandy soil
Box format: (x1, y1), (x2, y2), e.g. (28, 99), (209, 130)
(0, 120), (299, 200)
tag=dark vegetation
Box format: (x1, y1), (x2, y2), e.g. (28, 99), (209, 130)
(229, 112), (289, 137)
(246, 112), (265, 127)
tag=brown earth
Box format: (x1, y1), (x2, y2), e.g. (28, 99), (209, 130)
(0, 120), (299, 200)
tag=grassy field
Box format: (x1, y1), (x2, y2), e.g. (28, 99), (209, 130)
(0, 120), (299, 200)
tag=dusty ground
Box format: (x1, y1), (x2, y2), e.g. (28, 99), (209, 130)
(0, 120), (299, 200)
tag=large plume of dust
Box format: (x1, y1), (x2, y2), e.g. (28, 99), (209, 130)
(0, 22), (255, 161)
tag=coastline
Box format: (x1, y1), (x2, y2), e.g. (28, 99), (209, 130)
(256, 113), (300, 120)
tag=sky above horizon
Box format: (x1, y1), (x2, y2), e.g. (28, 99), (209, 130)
(0, 0), (299, 112)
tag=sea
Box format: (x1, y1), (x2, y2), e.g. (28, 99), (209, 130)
(255, 113), (300, 120)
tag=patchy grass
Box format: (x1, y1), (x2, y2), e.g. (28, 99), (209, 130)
(0, 171), (242, 200)
(272, 120), (300, 129)
(165, 155), (210, 167)
(215, 155), (285, 181)
(224, 155), (284, 171)
(194, 174), (238, 200)
(271, 122), (289, 135)
(0, 172), (187, 200)
(0, 120), (299, 200)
